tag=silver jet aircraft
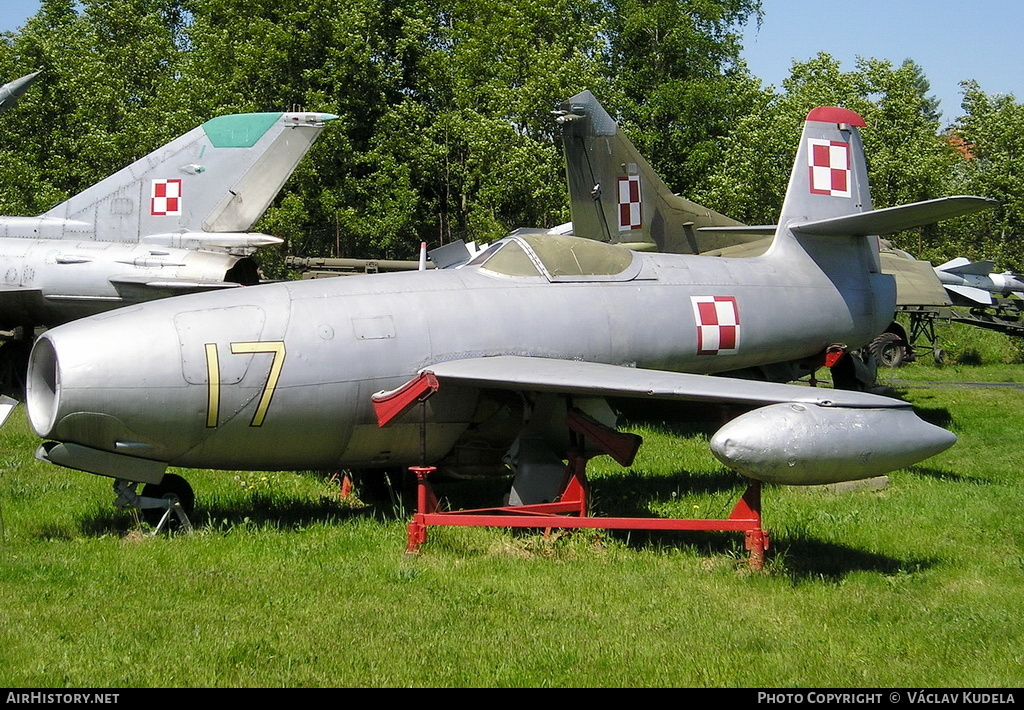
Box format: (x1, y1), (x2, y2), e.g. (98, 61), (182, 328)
(27, 107), (993, 524)
(0, 110), (335, 382)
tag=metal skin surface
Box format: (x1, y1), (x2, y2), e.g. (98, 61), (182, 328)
(0, 72), (41, 114)
(0, 111), (336, 331)
(27, 108), (990, 499)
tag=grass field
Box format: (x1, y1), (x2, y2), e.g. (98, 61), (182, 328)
(1, 324), (1023, 688)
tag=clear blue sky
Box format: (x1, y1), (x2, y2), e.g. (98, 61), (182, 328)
(744, 0), (1024, 124)
(3, 0), (1021, 125)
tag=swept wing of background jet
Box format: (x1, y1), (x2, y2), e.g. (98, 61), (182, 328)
(26, 107), (993, 522)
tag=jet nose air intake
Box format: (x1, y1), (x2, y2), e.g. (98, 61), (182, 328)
(26, 335), (60, 438)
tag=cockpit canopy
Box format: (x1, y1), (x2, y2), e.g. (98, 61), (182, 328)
(471, 233), (639, 282)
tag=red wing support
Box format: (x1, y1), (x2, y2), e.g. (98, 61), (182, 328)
(396, 387), (770, 568)
(372, 372), (440, 427)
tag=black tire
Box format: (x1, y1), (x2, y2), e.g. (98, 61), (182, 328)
(141, 473), (195, 529)
(354, 468), (406, 503)
(869, 332), (907, 368)
(933, 348), (947, 366)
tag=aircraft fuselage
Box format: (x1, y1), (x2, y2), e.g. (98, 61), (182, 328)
(0, 236), (255, 328)
(28, 241), (894, 474)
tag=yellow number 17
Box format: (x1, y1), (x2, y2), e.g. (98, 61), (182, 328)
(205, 341), (287, 428)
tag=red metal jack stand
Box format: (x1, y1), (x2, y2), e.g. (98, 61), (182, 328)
(372, 374), (770, 568)
(400, 409), (771, 570)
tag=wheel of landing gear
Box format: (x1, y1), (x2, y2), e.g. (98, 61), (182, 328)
(869, 332), (907, 368)
(933, 348), (946, 366)
(141, 474), (195, 528)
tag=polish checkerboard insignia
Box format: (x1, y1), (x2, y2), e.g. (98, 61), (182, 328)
(808, 138), (851, 198)
(151, 178), (182, 216)
(617, 175), (641, 231)
(691, 295), (740, 355)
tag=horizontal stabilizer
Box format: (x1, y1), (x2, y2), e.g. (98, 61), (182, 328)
(791, 196), (996, 237)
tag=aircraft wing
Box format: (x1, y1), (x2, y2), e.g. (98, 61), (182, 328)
(422, 355), (909, 411)
(936, 258), (996, 276)
(943, 284), (994, 306)
(108, 274), (243, 301)
(414, 356), (953, 487)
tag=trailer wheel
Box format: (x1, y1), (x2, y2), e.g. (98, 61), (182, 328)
(869, 332), (907, 368)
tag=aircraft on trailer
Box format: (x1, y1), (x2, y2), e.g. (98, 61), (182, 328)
(933, 257), (1024, 306)
(0, 109), (336, 387)
(26, 106), (992, 546)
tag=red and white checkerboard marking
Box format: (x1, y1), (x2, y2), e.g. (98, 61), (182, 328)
(617, 175), (642, 231)
(808, 138), (851, 198)
(151, 178), (182, 216)
(691, 295), (740, 355)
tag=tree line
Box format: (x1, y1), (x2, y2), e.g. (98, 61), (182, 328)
(0, 0), (1021, 273)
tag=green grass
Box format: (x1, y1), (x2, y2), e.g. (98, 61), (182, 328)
(2, 358), (1024, 687)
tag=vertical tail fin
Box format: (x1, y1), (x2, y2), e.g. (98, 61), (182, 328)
(557, 90), (744, 253)
(773, 108), (992, 260)
(40, 111), (337, 245)
(777, 107), (873, 232)
(768, 107), (881, 277)
(769, 107), (994, 342)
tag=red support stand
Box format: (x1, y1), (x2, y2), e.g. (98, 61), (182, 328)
(404, 453), (770, 570)
(384, 374), (771, 569)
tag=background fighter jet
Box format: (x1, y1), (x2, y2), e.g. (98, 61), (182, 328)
(0, 110), (335, 390)
(933, 257), (1024, 306)
(0, 71), (41, 114)
(556, 90), (754, 254)
(556, 90), (956, 377)
(27, 107), (993, 527)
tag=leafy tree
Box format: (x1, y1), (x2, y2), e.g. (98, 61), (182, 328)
(600, 0), (763, 195)
(0, 0), (190, 213)
(941, 82), (1024, 270)
(0, 0), (769, 267)
(697, 53), (959, 253)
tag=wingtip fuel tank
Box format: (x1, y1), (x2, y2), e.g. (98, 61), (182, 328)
(709, 402), (957, 486)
